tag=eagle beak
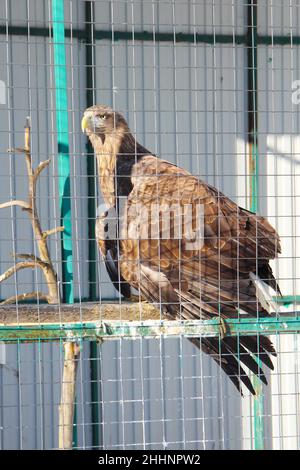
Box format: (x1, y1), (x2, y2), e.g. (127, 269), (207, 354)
(81, 115), (89, 133)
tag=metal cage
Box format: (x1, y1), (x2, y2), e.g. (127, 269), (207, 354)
(0, 0), (300, 450)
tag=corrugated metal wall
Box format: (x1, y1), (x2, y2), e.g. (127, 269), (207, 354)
(0, 0), (299, 449)
(257, 41), (300, 449)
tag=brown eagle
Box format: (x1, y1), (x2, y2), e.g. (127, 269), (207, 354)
(82, 105), (281, 395)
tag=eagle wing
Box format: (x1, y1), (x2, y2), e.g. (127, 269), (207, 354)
(96, 210), (131, 298)
(117, 155), (279, 394)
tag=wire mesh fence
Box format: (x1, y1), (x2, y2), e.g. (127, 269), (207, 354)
(0, 0), (300, 450)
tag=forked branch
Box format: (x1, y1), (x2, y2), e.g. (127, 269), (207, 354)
(1, 118), (79, 451)
(0, 117), (63, 304)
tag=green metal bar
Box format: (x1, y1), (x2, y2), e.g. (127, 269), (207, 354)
(250, 136), (259, 214)
(0, 25), (85, 39)
(0, 25), (245, 43)
(247, 4), (259, 214)
(247, 0), (264, 450)
(52, 0), (75, 449)
(91, 31), (247, 44)
(258, 35), (300, 45)
(276, 295), (300, 305)
(3, 24), (300, 46)
(0, 314), (300, 343)
(52, 0), (74, 304)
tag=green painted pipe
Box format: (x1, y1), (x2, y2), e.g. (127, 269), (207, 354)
(52, 0), (74, 304)
(84, 0), (101, 450)
(0, 314), (300, 342)
(52, 0), (75, 448)
(247, 0), (265, 450)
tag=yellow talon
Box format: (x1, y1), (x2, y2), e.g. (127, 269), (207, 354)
(219, 317), (228, 339)
(128, 294), (147, 303)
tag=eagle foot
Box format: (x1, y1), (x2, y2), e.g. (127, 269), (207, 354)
(219, 317), (228, 340)
(128, 294), (147, 303)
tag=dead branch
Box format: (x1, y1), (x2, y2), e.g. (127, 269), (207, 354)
(12, 253), (44, 262)
(42, 226), (65, 240)
(58, 342), (81, 450)
(11, 253), (56, 274)
(7, 147), (27, 154)
(0, 200), (31, 211)
(0, 261), (49, 283)
(0, 292), (50, 306)
(34, 159), (50, 179)
(2, 118), (79, 451)
(0, 117), (60, 304)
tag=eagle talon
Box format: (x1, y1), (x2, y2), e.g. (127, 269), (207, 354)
(219, 317), (228, 339)
(128, 294), (147, 303)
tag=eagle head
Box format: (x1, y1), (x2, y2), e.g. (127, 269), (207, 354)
(81, 105), (129, 144)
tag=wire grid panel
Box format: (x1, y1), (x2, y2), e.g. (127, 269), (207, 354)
(0, 0), (299, 450)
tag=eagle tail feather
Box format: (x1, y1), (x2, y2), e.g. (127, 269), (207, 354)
(190, 337), (256, 396)
(250, 271), (283, 314)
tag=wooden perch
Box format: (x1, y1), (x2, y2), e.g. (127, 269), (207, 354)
(0, 301), (161, 324)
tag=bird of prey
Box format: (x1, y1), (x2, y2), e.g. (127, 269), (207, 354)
(82, 105), (281, 395)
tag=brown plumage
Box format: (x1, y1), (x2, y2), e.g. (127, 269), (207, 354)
(82, 105), (281, 395)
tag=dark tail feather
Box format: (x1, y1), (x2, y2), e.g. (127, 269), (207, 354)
(190, 337), (255, 395)
(258, 335), (277, 356)
(240, 336), (276, 369)
(222, 337), (268, 386)
(104, 248), (132, 298)
(257, 263), (282, 297)
(190, 334), (275, 395)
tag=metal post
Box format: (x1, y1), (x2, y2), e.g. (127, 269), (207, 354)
(52, 0), (74, 304)
(247, 0), (265, 450)
(52, 0), (75, 448)
(85, 1), (101, 449)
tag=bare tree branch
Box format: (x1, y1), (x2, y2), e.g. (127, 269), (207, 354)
(34, 159), (50, 180)
(1, 118), (60, 304)
(10, 253), (52, 270)
(0, 260), (49, 284)
(42, 226), (65, 239)
(12, 253), (43, 262)
(3, 118), (73, 450)
(7, 147), (27, 154)
(0, 292), (50, 306)
(0, 200), (31, 211)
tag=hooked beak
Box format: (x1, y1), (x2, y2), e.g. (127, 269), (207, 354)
(81, 113), (105, 144)
(81, 115), (90, 133)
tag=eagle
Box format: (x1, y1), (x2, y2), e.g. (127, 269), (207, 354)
(81, 105), (281, 395)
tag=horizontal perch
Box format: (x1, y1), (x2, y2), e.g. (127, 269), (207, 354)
(0, 302), (299, 342)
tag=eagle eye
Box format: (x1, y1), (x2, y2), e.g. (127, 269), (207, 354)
(98, 113), (106, 120)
